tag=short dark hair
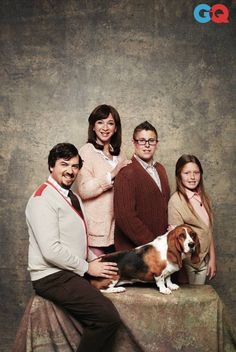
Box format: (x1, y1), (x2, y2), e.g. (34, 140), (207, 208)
(87, 104), (122, 156)
(133, 121), (158, 140)
(48, 143), (82, 171)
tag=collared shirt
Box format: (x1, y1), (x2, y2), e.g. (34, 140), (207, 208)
(134, 154), (162, 191)
(48, 175), (71, 201)
(186, 189), (209, 226)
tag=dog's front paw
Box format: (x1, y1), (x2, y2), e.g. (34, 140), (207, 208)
(112, 287), (126, 293)
(167, 283), (179, 291)
(101, 287), (126, 293)
(159, 287), (172, 295)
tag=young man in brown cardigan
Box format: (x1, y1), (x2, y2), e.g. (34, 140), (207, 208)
(114, 121), (170, 250)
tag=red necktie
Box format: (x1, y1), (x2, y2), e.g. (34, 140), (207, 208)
(68, 190), (84, 219)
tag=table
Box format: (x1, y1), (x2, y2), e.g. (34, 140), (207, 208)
(12, 285), (236, 352)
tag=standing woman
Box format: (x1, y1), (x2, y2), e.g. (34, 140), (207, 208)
(168, 154), (216, 284)
(76, 104), (131, 256)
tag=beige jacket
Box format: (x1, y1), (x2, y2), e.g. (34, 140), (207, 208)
(168, 192), (212, 268)
(76, 143), (126, 247)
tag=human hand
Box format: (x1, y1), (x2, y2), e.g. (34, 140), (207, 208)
(87, 257), (118, 278)
(110, 159), (132, 179)
(167, 225), (176, 232)
(207, 258), (217, 280)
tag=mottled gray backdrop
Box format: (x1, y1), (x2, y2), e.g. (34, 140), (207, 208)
(0, 1), (235, 351)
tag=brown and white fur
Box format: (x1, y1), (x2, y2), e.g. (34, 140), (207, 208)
(90, 225), (200, 294)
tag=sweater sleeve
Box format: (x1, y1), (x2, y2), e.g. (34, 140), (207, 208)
(114, 172), (155, 246)
(87, 249), (97, 262)
(27, 197), (89, 276)
(168, 196), (184, 226)
(76, 145), (113, 200)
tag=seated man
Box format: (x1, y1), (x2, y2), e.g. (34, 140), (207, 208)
(114, 121), (170, 250)
(26, 142), (121, 352)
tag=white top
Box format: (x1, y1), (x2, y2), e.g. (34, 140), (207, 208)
(94, 147), (119, 167)
(94, 147), (119, 183)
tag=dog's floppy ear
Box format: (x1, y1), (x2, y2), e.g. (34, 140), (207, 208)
(167, 229), (183, 268)
(175, 232), (185, 252)
(191, 232), (201, 264)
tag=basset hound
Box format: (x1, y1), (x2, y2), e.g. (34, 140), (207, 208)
(90, 225), (200, 294)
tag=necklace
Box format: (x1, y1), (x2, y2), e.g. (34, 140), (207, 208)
(103, 150), (110, 156)
(194, 194), (202, 206)
(103, 144), (113, 159)
(103, 150), (112, 158)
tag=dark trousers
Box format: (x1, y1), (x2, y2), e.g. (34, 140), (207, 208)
(33, 271), (121, 352)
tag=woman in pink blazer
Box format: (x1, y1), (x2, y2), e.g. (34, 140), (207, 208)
(76, 105), (131, 256)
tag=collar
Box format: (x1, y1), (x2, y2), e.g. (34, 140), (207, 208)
(134, 154), (156, 169)
(93, 144), (117, 161)
(185, 188), (200, 200)
(93, 145), (104, 156)
(48, 176), (70, 198)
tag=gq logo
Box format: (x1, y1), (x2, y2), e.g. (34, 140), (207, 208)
(194, 4), (229, 23)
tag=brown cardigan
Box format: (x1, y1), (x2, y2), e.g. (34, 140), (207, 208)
(114, 156), (170, 250)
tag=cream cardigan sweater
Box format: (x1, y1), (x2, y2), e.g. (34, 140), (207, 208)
(76, 143), (126, 247)
(26, 180), (95, 281)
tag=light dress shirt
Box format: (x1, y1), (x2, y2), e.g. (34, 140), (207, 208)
(48, 175), (71, 202)
(186, 189), (209, 226)
(134, 154), (162, 191)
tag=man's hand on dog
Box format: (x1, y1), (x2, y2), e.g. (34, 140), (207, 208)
(87, 257), (118, 278)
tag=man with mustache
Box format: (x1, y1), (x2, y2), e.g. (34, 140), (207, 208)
(26, 143), (120, 352)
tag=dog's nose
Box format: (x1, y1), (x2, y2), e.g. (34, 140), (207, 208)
(188, 242), (195, 249)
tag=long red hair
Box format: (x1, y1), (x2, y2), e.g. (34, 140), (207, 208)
(175, 154), (212, 226)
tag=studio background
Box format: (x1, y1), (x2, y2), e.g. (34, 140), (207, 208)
(0, 1), (235, 351)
